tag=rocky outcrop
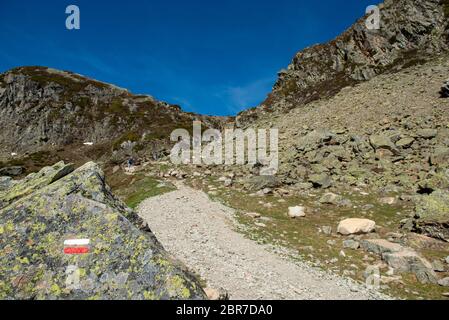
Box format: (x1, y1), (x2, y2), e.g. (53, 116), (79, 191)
(0, 161), (206, 300)
(361, 239), (437, 284)
(0, 66), (227, 158)
(237, 0), (449, 125)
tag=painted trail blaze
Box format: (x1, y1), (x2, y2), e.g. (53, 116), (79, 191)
(63, 239), (90, 255)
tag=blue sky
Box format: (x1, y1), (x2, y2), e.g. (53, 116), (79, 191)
(0, 0), (374, 116)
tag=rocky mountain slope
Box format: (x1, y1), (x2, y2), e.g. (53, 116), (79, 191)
(0, 66), (226, 163)
(0, 161), (205, 299)
(237, 0), (449, 125)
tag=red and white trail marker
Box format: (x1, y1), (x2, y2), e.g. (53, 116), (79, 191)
(63, 239), (90, 255)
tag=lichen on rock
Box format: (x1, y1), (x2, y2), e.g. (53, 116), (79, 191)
(0, 161), (206, 300)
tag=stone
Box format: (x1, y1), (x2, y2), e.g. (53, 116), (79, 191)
(343, 239), (360, 250)
(438, 277), (449, 287)
(0, 162), (206, 299)
(288, 206), (306, 218)
(446, 256), (449, 264)
(360, 239), (403, 255)
(244, 175), (281, 191)
(309, 173), (332, 189)
(432, 260), (446, 272)
(416, 129), (438, 139)
(321, 226), (332, 235)
(319, 192), (352, 207)
(430, 147), (449, 166)
(0, 166), (24, 177)
(413, 190), (449, 242)
(383, 250), (437, 284)
(396, 137), (415, 148)
(204, 287), (229, 300)
(337, 218), (376, 235)
(245, 212), (261, 219)
(379, 197), (397, 205)
(369, 134), (400, 155)
(0, 176), (13, 191)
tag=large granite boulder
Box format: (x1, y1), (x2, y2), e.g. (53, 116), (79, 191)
(0, 161), (206, 300)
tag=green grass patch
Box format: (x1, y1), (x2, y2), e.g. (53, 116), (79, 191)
(108, 172), (175, 209)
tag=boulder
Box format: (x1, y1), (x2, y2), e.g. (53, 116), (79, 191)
(0, 162), (206, 300)
(337, 218), (376, 235)
(369, 134), (400, 155)
(430, 147), (449, 166)
(243, 175), (280, 191)
(343, 239), (360, 250)
(416, 129), (438, 139)
(288, 206), (306, 218)
(396, 137), (415, 148)
(413, 190), (449, 242)
(438, 278), (449, 287)
(360, 239), (403, 255)
(432, 260), (446, 272)
(319, 193), (352, 207)
(382, 250), (437, 284)
(309, 173), (332, 189)
(0, 166), (24, 177)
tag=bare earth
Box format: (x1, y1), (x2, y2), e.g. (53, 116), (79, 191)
(137, 182), (388, 300)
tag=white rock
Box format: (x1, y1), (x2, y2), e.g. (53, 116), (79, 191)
(337, 218), (376, 235)
(379, 197), (397, 205)
(288, 206), (306, 218)
(83, 142), (94, 146)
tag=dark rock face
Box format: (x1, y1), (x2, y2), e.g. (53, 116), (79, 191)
(0, 161), (206, 300)
(237, 0), (449, 125)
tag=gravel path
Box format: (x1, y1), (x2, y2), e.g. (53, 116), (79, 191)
(137, 182), (388, 300)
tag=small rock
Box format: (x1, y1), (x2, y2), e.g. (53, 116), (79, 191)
(262, 188), (273, 195)
(337, 218), (376, 235)
(321, 226), (332, 235)
(319, 192), (352, 207)
(327, 240), (336, 246)
(379, 197), (397, 205)
(438, 277), (449, 287)
(360, 239), (403, 255)
(446, 256), (449, 264)
(255, 222), (266, 228)
(288, 206), (306, 218)
(432, 260), (446, 272)
(343, 239), (360, 250)
(396, 137), (415, 148)
(309, 173), (332, 189)
(204, 287), (229, 300)
(245, 212), (261, 219)
(416, 129), (438, 139)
